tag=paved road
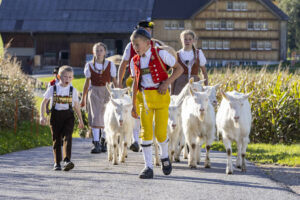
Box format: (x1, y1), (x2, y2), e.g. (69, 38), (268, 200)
(0, 138), (298, 200)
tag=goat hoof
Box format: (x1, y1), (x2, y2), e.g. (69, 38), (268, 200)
(241, 166), (247, 172)
(174, 158), (180, 162)
(226, 168), (233, 175)
(189, 165), (197, 169)
(236, 165), (241, 169)
(204, 164), (211, 168)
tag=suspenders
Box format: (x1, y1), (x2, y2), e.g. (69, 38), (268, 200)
(51, 85), (73, 112)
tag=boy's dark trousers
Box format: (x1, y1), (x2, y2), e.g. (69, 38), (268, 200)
(50, 109), (74, 164)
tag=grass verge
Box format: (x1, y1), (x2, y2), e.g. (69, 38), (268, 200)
(211, 141), (300, 167)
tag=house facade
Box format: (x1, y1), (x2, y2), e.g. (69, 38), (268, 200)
(152, 0), (289, 67)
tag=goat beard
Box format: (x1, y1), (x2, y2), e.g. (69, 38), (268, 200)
(198, 113), (205, 121)
(233, 120), (240, 128)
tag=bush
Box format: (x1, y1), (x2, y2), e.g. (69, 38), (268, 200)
(208, 67), (300, 144)
(0, 53), (36, 129)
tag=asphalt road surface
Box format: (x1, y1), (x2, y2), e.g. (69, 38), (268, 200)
(0, 138), (298, 200)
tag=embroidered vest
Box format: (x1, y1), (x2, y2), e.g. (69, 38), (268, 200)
(51, 85), (73, 111)
(49, 79), (57, 86)
(133, 47), (168, 90)
(177, 49), (200, 75)
(89, 62), (111, 86)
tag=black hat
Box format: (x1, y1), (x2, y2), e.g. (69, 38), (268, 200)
(136, 20), (154, 29)
(53, 67), (59, 74)
(134, 28), (151, 40)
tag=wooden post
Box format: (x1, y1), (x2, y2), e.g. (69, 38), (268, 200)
(14, 99), (18, 135)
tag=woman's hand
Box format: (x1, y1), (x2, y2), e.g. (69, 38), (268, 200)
(158, 81), (169, 94)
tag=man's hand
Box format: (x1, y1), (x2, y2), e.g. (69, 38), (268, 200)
(80, 98), (86, 107)
(78, 120), (84, 129)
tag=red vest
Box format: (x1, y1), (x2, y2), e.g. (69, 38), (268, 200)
(89, 62), (111, 86)
(133, 47), (168, 90)
(49, 79), (56, 86)
(177, 50), (200, 75)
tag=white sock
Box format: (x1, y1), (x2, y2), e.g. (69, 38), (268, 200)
(141, 140), (153, 169)
(92, 128), (99, 142)
(100, 128), (106, 139)
(158, 138), (169, 159)
(133, 119), (140, 143)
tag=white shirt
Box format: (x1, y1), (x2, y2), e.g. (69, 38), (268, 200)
(130, 48), (176, 88)
(44, 84), (79, 110)
(84, 60), (117, 78)
(178, 49), (206, 67)
(122, 42), (160, 61)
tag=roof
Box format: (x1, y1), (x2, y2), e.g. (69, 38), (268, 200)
(152, 0), (288, 20)
(0, 0), (155, 33)
(260, 0), (289, 20)
(152, 0), (211, 19)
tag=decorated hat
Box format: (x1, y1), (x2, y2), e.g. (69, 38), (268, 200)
(136, 20), (154, 29)
(134, 28), (151, 39)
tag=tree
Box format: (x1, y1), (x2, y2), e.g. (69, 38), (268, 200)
(275, 0), (300, 51)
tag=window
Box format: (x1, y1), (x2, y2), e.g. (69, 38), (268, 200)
(248, 21), (254, 30)
(171, 23), (177, 30)
(223, 41), (230, 49)
(209, 41), (215, 49)
(251, 41), (257, 50)
(257, 41), (264, 50)
(227, 2), (233, 10)
(213, 21), (220, 30)
(254, 22), (261, 30)
(233, 2), (240, 10)
(202, 40), (208, 49)
(261, 21), (268, 30)
(206, 21), (213, 30)
(227, 21), (234, 30)
(216, 41), (223, 49)
(241, 2), (247, 11)
(164, 22), (171, 30)
(265, 41), (271, 50)
(220, 20), (226, 29)
(178, 21), (185, 29)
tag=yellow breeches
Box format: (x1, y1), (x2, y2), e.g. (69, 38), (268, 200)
(137, 90), (170, 143)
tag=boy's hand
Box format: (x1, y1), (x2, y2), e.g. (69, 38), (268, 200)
(40, 116), (47, 126)
(158, 81), (169, 94)
(78, 120), (84, 129)
(131, 106), (138, 119)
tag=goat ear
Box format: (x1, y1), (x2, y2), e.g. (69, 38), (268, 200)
(214, 83), (221, 89)
(111, 98), (118, 106)
(220, 90), (229, 100)
(243, 91), (253, 99)
(199, 79), (206, 84)
(189, 77), (194, 84)
(106, 82), (111, 93)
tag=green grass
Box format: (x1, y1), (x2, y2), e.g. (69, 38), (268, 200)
(0, 121), (52, 155)
(38, 75), (86, 92)
(211, 141), (300, 167)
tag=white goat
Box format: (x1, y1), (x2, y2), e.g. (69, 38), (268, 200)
(181, 89), (216, 168)
(216, 90), (252, 174)
(203, 84), (221, 107)
(104, 96), (133, 165)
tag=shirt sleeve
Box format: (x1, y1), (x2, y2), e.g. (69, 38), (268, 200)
(43, 86), (53, 99)
(84, 62), (91, 78)
(130, 59), (135, 77)
(72, 88), (79, 104)
(198, 50), (207, 66)
(110, 61), (117, 77)
(122, 42), (132, 61)
(158, 50), (176, 67)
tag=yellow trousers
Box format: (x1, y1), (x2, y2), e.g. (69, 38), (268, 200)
(137, 90), (170, 143)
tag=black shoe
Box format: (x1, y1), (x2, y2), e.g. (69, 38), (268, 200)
(63, 160), (74, 171)
(161, 157), (172, 175)
(130, 141), (140, 152)
(100, 138), (107, 153)
(91, 141), (101, 153)
(139, 167), (154, 179)
(53, 163), (61, 171)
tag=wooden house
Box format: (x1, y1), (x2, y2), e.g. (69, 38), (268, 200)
(152, 0), (289, 66)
